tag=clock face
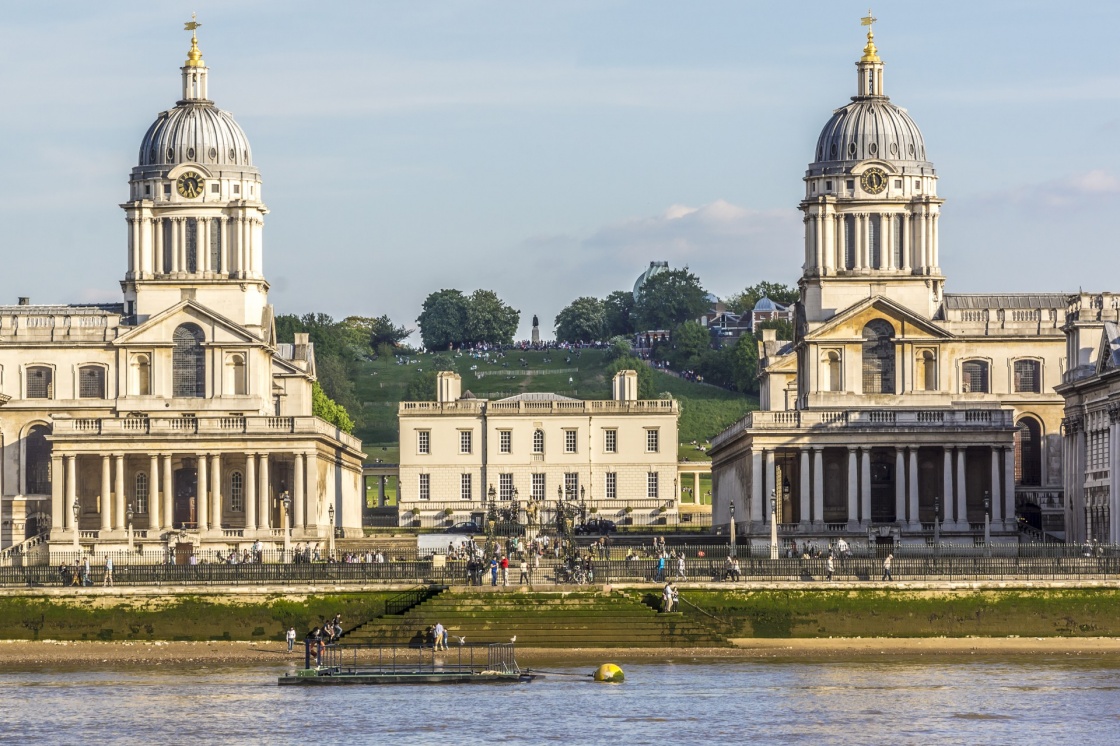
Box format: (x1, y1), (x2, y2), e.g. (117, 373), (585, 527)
(860, 167), (887, 194)
(176, 171), (204, 199)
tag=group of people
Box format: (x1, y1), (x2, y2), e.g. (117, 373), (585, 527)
(661, 582), (680, 612)
(57, 556), (114, 587)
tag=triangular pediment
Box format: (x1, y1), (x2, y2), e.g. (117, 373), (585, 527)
(113, 300), (263, 347)
(804, 296), (952, 342)
(1096, 321), (1120, 374)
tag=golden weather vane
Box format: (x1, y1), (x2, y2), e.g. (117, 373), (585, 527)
(184, 12), (201, 33)
(184, 12), (204, 67)
(861, 9), (876, 30)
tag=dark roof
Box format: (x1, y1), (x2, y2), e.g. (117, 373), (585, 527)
(943, 293), (1068, 310)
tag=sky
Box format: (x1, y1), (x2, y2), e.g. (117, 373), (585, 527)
(1, 1), (1119, 342)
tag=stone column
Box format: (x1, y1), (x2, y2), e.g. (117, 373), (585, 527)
(799, 449), (811, 526)
(100, 456), (112, 533)
(149, 455), (161, 531)
(197, 454), (209, 531)
(1003, 446), (1015, 532)
(990, 447), (1003, 524)
(942, 447), (954, 526)
(895, 447), (906, 525)
(259, 454), (271, 530)
(847, 447), (859, 528)
(162, 455), (174, 530)
(305, 453), (317, 528)
(293, 453), (305, 530)
(210, 454), (222, 531)
(66, 456), (77, 531)
(764, 450), (776, 524)
(812, 447), (824, 527)
(51, 454), (64, 534)
(245, 454), (258, 532)
(750, 449), (763, 524)
(114, 455), (126, 531)
(908, 448), (920, 530)
(814, 215), (824, 273)
(955, 447), (968, 530)
(860, 448), (872, 525)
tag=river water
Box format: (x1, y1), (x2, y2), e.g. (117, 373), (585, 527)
(2, 657), (1117, 744)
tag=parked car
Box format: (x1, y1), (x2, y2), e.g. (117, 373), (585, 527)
(447, 521), (482, 534)
(575, 518), (617, 535)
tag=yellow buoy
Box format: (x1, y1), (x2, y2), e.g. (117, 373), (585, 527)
(593, 663), (624, 683)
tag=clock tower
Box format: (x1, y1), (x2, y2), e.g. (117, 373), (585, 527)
(120, 24), (270, 331)
(797, 16), (944, 331)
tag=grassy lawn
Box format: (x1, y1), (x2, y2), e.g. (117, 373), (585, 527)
(350, 349), (757, 467)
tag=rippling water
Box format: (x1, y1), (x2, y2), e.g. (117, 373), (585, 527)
(2, 657), (1118, 744)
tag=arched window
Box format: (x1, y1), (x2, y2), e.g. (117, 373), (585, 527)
(185, 218), (199, 273)
(1014, 359), (1041, 393)
(135, 472), (149, 514)
(532, 429), (544, 454)
(962, 360), (989, 393)
(844, 216), (856, 269)
(1015, 417), (1042, 486)
(821, 350), (842, 392)
(132, 354), (151, 396)
(868, 214), (881, 269)
(25, 425), (51, 495)
(26, 366), (53, 399)
(78, 366), (106, 399)
(226, 353), (247, 395)
(230, 471), (244, 512)
(209, 219), (222, 272)
(917, 350), (937, 391)
(172, 324), (205, 398)
(861, 320), (895, 394)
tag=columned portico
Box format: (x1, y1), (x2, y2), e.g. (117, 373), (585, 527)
(812, 447), (824, 528)
(846, 447), (858, 529)
(955, 446), (967, 530)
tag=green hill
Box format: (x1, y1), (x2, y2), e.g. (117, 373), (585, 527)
(350, 349), (756, 464)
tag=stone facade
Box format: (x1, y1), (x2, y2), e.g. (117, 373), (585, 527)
(1057, 296), (1120, 543)
(710, 24), (1081, 546)
(398, 371), (679, 527)
(0, 32), (364, 559)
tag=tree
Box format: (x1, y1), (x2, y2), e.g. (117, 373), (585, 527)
(756, 318), (795, 343)
(404, 370), (438, 401)
(726, 281), (799, 315)
(361, 315), (412, 351)
(312, 382), (355, 433)
(667, 321), (711, 370)
(730, 333), (759, 394)
(417, 289), (470, 350)
(607, 355), (654, 399)
(465, 289), (519, 346)
(632, 268), (710, 331)
(603, 290), (636, 337)
(315, 353), (360, 417)
(554, 296), (606, 343)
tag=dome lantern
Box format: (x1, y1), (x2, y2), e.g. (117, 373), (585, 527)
(181, 15), (209, 102)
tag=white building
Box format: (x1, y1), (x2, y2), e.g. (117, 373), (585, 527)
(0, 30), (364, 559)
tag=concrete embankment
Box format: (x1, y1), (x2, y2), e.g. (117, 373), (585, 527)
(1, 582), (1120, 643)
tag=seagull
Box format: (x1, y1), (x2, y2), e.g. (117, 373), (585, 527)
(510, 635), (517, 643)
(456, 636), (466, 646)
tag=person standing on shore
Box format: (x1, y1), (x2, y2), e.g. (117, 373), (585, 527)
(433, 622), (446, 651)
(490, 557), (499, 586)
(519, 558), (529, 585)
(826, 555), (834, 581)
(286, 627), (297, 652)
(103, 556), (113, 587)
(882, 553), (893, 582)
(500, 555), (510, 586)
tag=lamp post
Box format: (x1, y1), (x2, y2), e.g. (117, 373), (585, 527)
(579, 485), (587, 526)
(769, 491), (778, 560)
(983, 491), (991, 557)
(281, 490), (292, 561)
(729, 500), (737, 557)
(72, 500), (81, 551)
(126, 502), (135, 553)
(327, 503), (335, 560)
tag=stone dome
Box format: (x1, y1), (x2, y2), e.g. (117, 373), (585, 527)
(138, 102), (252, 169)
(813, 98), (928, 168)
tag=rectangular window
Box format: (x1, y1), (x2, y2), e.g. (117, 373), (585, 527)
(646, 429), (660, 453)
(825, 180), (832, 190)
(499, 473), (514, 500)
(419, 473), (431, 501)
(417, 430), (430, 455)
(564, 429), (577, 454)
(647, 472), (659, 499)
(846, 179), (855, 190)
(210, 183), (219, 194)
(210, 219), (222, 272)
(233, 184), (240, 195)
(459, 430), (473, 454)
(78, 366), (106, 398)
(868, 214), (881, 268)
(564, 472), (579, 499)
(231, 471), (245, 511)
(26, 367), (53, 399)
(606, 472), (617, 500)
(460, 473), (471, 501)
(531, 473), (545, 501)
(499, 430), (512, 454)
(845, 215), (856, 269)
(144, 184), (151, 196)
(604, 429), (617, 454)
(134, 472), (149, 514)
(532, 430), (544, 454)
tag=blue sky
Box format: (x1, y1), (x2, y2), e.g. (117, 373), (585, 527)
(1, 1), (1118, 340)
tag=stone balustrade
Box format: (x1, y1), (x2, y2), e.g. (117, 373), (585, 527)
(50, 414), (361, 450)
(400, 399), (678, 415)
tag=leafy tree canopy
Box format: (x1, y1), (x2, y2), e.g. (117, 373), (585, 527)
(404, 370), (438, 401)
(417, 289), (470, 350)
(633, 268), (710, 331)
(466, 289), (520, 347)
(603, 290), (636, 337)
(554, 296), (606, 343)
(606, 355), (655, 399)
(312, 382), (355, 433)
(667, 320), (711, 370)
(726, 281), (799, 315)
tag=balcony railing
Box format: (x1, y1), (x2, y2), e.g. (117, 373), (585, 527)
(50, 415), (362, 450)
(712, 407), (1016, 448)
(400, 399), (677, 415)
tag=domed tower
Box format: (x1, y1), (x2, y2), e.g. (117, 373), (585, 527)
(799, 16), (944, 328)
(121, 23), (269, 329)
